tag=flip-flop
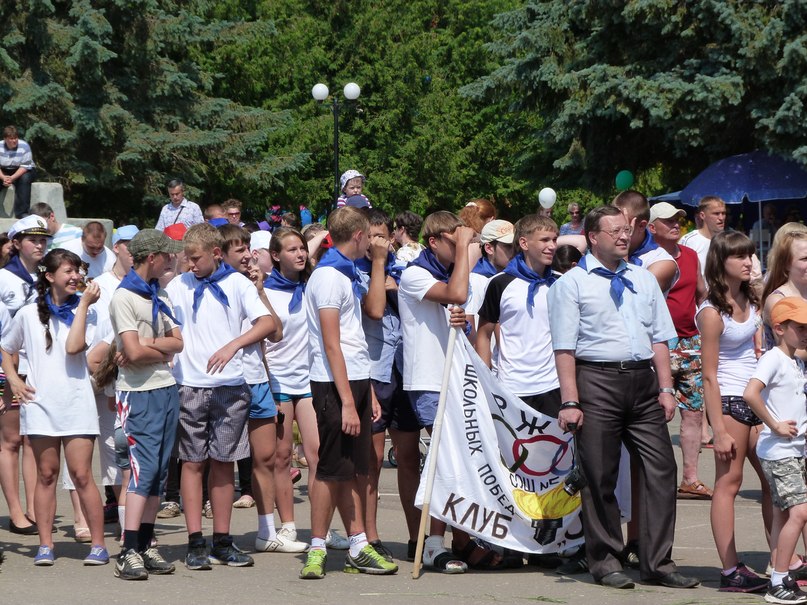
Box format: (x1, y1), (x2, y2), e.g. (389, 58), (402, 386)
(701, 438), (714, 449)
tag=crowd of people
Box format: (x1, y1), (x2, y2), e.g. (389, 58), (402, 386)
(1, 166), (807, 602)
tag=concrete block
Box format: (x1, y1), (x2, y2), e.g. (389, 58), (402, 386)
(0, 182), (68, 222)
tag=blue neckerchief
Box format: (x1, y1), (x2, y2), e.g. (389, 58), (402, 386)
(407, 248), (451, 283)
(355, 252), (403, 284)
(628, 229), (659, 267)
(471, 256), (497, 278)
(264, 268), (305, 312)
(578, 255), (636, 306)
(118, 269), (182, 331)
(46, 292), (80, 326)
(5, 254), (33, 286)
(192, 262), (236, 313)
(503, 253), (556, 307)
(316, 248), (363, 299)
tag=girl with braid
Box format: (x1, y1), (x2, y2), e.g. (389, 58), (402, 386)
(0, 249), (108, 566)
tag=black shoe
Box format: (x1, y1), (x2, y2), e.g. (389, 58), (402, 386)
(651, 571), (700, 588)
(528, 553), (563, 568)
(599, 571), (635, 589)
(766, 574), (807, 603)
(556, 547), (588, 575)
(622, 539), (639, 569)
(9, 519), (38, 535)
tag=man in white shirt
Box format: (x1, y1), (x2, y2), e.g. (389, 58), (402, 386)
(63, 221), (115, 279)
(678, 196), (726, 275)
(30, 202), (83, 251)
(155, 179), (204, 231)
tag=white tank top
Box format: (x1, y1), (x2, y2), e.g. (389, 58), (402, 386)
(697, 300), (759, 396)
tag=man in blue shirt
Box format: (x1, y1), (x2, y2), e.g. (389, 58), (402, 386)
(548, 205), (699, 590)
(0, 126), (36, 218)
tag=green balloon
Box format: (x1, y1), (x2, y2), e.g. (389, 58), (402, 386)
(615, 170), (634, 191)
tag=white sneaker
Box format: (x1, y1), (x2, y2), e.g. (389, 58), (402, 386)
(325, 529), (349, 550)
(255, 528), (309, 553)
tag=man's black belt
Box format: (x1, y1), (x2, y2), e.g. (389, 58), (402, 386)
(576, 359), (652, 370)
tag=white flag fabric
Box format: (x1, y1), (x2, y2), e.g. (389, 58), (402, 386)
(415, 335), (584, 554)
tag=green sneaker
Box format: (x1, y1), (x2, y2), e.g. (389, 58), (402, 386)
(344, 544), (399, 575)
(300, 548), (327, 579)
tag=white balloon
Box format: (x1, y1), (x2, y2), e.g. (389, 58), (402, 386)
(538, 187), (557, 208)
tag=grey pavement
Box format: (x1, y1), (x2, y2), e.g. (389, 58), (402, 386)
(2, 418), (772, 604)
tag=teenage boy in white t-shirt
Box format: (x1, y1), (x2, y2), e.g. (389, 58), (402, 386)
(744, 297), (807, 604)
(399, 211), (512, 573)
(109, 229), (184, 580)
(476, 214), (561, 415)
(300, 206), (397, 580)
(165, 223), (276, 571)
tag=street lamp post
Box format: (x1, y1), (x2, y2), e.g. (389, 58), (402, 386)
(312, 82), (361, 206)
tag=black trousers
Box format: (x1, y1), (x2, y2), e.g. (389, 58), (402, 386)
(576, 363), (678, 581)
(1, 167), (35, 218)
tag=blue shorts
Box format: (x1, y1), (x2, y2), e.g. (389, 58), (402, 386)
(407, 390), (439, 428)
(372, 366), (420, 434)
(114, 425), (130, 471)
(119, 386), (180, 498)
(249, 382), (278, 419)
(272, 392), (313, 404)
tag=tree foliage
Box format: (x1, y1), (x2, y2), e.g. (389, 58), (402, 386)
(464, 0), (807, 194)
(0, 0), (304, 223)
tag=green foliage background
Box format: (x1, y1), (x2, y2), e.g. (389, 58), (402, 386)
(0, 0), (805, 228)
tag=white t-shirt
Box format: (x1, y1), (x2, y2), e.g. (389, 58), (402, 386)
(166, 270), (269, 387)
(62, 238), (115, 279)
(264, 288), (310, 395)
(0, 265), (37, 374)
(753, 347), (807, 460)
(638, 247), (678, 296)
(678, 230), (710, 276)
(399, 265), (453, 392)
(2, 303), (99, 436)
(478, 274), (558, 396)
(92, 270), (121, 325)
(242, 321), (269, 385)
(305, 266), (370, 382)
(466, 272), (491, 317)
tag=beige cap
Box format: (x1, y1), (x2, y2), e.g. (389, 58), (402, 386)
(649, 202), (686, 223)
(480, 220), (515, 244)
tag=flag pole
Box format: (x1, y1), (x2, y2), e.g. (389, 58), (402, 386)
(412, 325), (461, 579)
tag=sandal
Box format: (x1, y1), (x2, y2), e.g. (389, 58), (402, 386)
(74, 526), (91, 543)
(452, 539), (511, 571)
(422, 537), (467, 574)
(677, 480), (713, 500)
(233, 494), (255, 509)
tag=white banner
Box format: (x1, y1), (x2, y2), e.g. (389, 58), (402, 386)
(415, 335), (584, 554)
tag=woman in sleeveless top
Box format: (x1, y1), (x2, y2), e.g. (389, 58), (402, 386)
(697, 231), (770, 592)
(761, 224), (807, 347)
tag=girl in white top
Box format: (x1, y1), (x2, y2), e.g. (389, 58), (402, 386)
(263, 228), (320, 548)
(1, 249), (108, 565)
(697, 231), (770, 590)
(0, 216), (49, 534)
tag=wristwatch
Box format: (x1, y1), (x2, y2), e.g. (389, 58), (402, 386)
(659, 387), (675, 395)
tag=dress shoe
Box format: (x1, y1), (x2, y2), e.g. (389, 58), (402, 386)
(599, 570), (635, 589)
(9, 519), (38, 535)
(651, 571), (701, 588)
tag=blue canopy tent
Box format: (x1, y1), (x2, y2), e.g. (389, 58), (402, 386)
(652, 151), (807, 270)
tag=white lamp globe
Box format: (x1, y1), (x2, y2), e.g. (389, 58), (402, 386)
(311, 83), (329, 101)
(343, 82), (361, 100)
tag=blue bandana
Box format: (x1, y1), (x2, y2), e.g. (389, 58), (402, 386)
(264, 268), (305, 312)
(46, 292), (80, 326)
(471, 256), (498, 278)
(407, 248), (451, 283)
(4, 254), (34, 286)
(579, 255), (636, 305)
(354, 252), (403, 284)
(316, 248), (363, 299)
(192, 262), (236, 313)
(503, 254), (555, 307)
(118, 269), (182, 331)
(628, 229), (659, 267)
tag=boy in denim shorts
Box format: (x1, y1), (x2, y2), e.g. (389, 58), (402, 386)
(745, 297), (807, 604)
(165, 224), (277, 571)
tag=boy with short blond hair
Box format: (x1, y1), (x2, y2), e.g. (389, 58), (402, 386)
(745, 297), (807, 604)
(300, 206), (398, 579)
(165, 222), (277, 571)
